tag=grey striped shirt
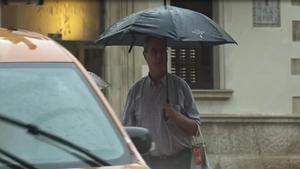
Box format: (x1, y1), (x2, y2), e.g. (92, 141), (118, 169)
(122, 73), (200, 156)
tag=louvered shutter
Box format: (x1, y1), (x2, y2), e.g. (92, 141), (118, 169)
(170, 47), (213, 89)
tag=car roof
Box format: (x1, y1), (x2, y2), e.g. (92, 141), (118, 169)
(0, 27), (75, 63)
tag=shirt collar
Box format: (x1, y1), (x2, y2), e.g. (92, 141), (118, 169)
(146, 73), (167, 87)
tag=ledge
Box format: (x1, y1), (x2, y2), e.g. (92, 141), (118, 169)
(192, 89), (233, 100)
(200, 114), (300, 123)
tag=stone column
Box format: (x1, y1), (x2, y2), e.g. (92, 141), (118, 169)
(104, 0), (162, 117)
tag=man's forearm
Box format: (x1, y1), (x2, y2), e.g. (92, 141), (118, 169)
(172, 111), (198, 136)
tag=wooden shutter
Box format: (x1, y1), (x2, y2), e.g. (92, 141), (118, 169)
(84, 47), (104, 76)
(170, 47), (213, 89)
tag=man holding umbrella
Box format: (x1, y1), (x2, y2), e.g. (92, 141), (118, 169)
(96, 4), (236, 169)
(122, 36), (201, 169)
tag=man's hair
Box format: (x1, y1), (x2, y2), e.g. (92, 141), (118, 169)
(143, 36), (166, 53)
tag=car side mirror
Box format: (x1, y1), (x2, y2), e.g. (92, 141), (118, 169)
(125, 126), (152, 155)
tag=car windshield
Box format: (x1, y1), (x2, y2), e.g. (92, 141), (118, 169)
(0, 63), (133, 168)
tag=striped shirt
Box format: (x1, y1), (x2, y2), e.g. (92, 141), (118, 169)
(122, 73), (200, 156)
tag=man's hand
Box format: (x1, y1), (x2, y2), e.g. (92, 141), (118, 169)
(163, 104), (180, 122)
(163, 103), (198, 136)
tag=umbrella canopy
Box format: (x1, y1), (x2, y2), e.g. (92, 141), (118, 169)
(96, 5), (237, 47)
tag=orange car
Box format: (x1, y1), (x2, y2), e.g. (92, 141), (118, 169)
(0, 27), (151, 169)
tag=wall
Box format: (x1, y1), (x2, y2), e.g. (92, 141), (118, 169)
(202, 116), (300, 169)
(197, 0), (300, 116)
(197, 1), (300, 169)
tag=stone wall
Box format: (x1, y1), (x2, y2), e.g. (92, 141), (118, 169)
(201, 115), (300, 169)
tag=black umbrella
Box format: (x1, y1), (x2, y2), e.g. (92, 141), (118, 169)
(95, 4), (237, 107)
(96, 5), (237, 51)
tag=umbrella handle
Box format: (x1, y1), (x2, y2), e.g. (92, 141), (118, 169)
(164, 48), (169, 121)
(166, 48), (169, 104)
(164, 77), (169, 121)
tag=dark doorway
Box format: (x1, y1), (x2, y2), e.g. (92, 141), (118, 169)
(57, 41), (104, 77)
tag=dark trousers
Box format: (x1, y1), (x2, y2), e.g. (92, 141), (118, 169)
(143, 149), (191, 169)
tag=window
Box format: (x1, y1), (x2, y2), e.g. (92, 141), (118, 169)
(292, 97), (300, 114)
(292, 21), (300, 41)
(170, 47), (213, 89)
(291, 0), (300, 6)
(291, 58), (300, 75)
(253, 0), (280, 27)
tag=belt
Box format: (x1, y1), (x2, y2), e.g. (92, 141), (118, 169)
(145, 148), (190, 160)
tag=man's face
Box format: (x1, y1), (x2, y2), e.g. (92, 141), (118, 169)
(144, 38), (167, 74)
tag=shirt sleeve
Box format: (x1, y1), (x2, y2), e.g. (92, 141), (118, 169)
(122, 87), (136, 126)
(181, 80), (201, 125)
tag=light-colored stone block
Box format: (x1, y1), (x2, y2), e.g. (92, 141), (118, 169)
(217, 125), (258, 155)
(207, 155), (300, 169)
(254, 125), (289, 155)
(193, 89), (233, 100)
(287, 125), (300, 154)
(201, 115), (300, 169)
(290, 157), (300, 169)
